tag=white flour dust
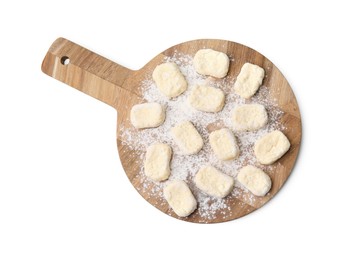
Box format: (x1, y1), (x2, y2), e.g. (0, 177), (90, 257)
(120, 52), (284, 222)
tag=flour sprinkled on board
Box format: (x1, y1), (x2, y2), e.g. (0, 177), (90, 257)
(120, 53), (284, 222)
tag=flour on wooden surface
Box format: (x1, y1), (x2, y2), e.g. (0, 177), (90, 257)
(120, 53), (284, 222)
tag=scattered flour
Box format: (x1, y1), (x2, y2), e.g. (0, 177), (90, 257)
(120, 52), (284, 222)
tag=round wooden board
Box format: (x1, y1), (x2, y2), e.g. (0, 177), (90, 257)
(42, 38), (302, 223)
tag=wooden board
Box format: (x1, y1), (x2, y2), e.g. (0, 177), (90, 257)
(41, 38), (302, 223)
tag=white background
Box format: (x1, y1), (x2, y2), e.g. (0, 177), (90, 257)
(0, 1), (342, 259)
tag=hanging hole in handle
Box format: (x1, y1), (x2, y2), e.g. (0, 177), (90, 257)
(61, 56), (70, 65)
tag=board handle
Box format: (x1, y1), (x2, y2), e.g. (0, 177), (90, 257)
(41, 37), (133, 109)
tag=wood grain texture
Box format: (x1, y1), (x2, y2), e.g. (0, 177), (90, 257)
(42, 38), (302, 223)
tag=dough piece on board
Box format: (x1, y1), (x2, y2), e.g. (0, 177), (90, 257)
(194, 166), (234, 198)
(231, 104), (268, 131)
(209, 128), (239, 160)
(130, 102), (165, 129)
(188, 85), (225, 112)
(171, 121), (204, 155)
(152, 62), (187, 98)
(254, 130), (291, 165)
(193, 49), (230, 78)
(163, 180), (197, 217)
(144, 143), (172, 182)
(234, 63), (265, 98)
(237, 165), (272, 196)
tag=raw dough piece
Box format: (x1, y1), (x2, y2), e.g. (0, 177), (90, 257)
(231, 104), (268, 131)
(171, 121), (204, 155)
(209, 128), (239, 160)
(237, 165), (272, 196)
(163, 180), (197, 217)
(194, 166), (234, 198)
(234, 63), (265, 98)
(188, 85), (225, 112)
(152, 62), (187, 98)
(130, 102), (165, 129)
(193, 49), (230, 78)
(254, 130), (291, 165)
(144, 143), (172, 182)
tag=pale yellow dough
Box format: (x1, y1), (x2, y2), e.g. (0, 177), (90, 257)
(234, 63), (265, 98)
(237, 165), (272, 196)
(209, 128), (239, 160)
(231, 104), (268, 131)
(188, 85), (225, 112)
(152, 62), (187, 98)
(163, 180), (197, 217)
(144, 143), (172, 182)
(254, 130), (290, 165)
(193, 49), (230, 78)
(171, 121), (204, 155)
(130, 102), (165, 129)
(194, 166), (234, 198)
